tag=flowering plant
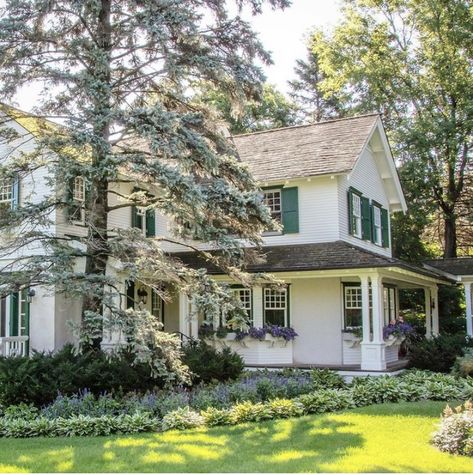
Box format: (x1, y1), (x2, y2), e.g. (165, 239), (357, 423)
(235, 325), (298, 342)
(383, 322), (414, 340)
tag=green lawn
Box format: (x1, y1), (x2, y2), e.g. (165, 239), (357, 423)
(0, 401), (472, 472)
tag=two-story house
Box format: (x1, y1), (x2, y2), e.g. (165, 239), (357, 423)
(0, 108), (451, 373)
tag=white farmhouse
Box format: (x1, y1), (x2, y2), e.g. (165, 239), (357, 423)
(0, 108), (464, 374)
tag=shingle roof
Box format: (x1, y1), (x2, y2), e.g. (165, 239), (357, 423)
(173, 241), (450, 282)
(424, 258), (473, 277)
(232, 114), (380, 182)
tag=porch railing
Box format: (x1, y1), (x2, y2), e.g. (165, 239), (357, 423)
(0, 336), (29, 357)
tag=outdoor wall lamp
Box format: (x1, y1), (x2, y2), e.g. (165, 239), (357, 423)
(27, 288), (36, 303)
(137, 288), (148, 305)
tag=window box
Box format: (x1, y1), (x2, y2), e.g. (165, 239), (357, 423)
(342, 332), (362, 348)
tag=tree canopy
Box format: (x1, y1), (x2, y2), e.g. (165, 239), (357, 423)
(309, 0), (473, 257)
(0, 0), (290, 379)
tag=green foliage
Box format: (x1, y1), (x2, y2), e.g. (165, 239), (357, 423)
(296, 389), (354, 414)
(201, 407), (233, 427)
(408, 335), (473, 373)
(161, 407), (205, 431)
(309, 0), (473, 257)
(196, 82), (298, 134)
(0, 344), (164, 407)
(310, 368), (347, 390)
(453, 349), (473, 378)
(230, 401), (274, 423)
(0, 413), (160, 438)
(432, 401), (473, 456)
(182, 341), (244, 384)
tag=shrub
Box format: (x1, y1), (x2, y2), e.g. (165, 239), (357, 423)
(296, 389), (354, 414)
(161, 406), (205, 431)
(432, 401), (473, 456)
(2, 403), (39, 421)
(230, 401), (273, 423)
(408, 334), (473, 373)
(310, 369), (347, 390)
(0, 344), (164, 406)
(182, 341), (244, 384)
(201, 407), (232, 426)
(452, 348), (473, 377)
(0, 413), (160, 438)
(266, 398), (304, 418)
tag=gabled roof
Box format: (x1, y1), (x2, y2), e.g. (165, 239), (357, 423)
(232, 114), (380, 182)
(173, 241), (452, 283)
(424, 258), (473, 278)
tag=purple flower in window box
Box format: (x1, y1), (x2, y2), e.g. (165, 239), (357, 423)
(383, 322), (414, 340)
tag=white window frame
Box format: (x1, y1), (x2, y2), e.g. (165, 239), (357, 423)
(262, 189), (283, 235)
(343, 284), (372, 330)
(71, 176), (86, 224)
(263, 288), (288, 326)
(232, 287), (252, 324)
(151, 289), (164, 322)
(0, 178), (13, 218)
(373, 205), (382, 246)
(136, 206), (147, 236)
(352, 193), (362, 238)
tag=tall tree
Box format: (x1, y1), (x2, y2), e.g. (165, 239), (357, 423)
(0, 0), (288, 378)
(288, 49), (344, 123)
(195, 82), (298, 134)
(310, 0), (473, 257)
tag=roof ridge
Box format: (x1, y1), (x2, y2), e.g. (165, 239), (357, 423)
(231, 113), (380, 139)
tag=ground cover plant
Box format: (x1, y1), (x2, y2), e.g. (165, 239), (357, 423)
(1, 402), (473, 472)
(1, 369), (473, 439)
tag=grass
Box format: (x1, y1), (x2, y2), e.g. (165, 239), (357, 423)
(0, 401), (472, 472)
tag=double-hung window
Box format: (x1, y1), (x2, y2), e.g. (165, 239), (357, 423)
(233, 287), (252, 324)
(263, 288), (288, 326)
(263, 189), (282, 232)
(135, 207), (147, 236)
(344, 284), (372, 329)
(351, 193), (362, 238)
(372, 204), (382, 246)
(70, 176), (86, 224)
(0, 178), (13, 219)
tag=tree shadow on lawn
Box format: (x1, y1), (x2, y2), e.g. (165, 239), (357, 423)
(0, 415), (364, 473)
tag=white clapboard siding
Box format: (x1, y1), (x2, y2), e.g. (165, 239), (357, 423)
(338, 147), (392, 257)
(160, 176), (340, 252)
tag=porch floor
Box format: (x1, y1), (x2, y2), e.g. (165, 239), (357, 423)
(245, 358), (409, 373)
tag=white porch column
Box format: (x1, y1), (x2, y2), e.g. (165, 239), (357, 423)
(431, 286), (439, 336)
(424, 287), (432, 339)
(360, 275), (371, 343)
(178, 292), (190, 337)
(465, 282), (473, 337)
(189, 297), (199, 339)
(361, 273), (386, 371)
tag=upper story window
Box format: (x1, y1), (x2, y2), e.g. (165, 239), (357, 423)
(348, 187), (389, 248)
(72, 176), (85, 203)
(0, 179), (13, 218)
(261, 187), (299, 235)
(373, 204), (382, 246)
(69, 175), (86, 224)
(263, 189), (282, 223)
(351, 192), (362, 238)
(264, 287), (289, 326)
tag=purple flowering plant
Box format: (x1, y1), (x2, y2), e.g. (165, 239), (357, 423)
(383, 322), (415, 340)
(235, 325), (298, 342)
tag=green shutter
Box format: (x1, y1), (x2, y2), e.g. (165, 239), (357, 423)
(126, 281), (135, 309)
(131, 206), (140, 229)
(370, 204), (375, 243)
(361, 196), (372, 241)
(146, 209), (156, 237)
(9, 292), (19, 337)
(281, 187), (299, 233)
(22, 289), (30, 355)
(381, 208), (389, 247)
(11, 175), (19, 209)
(347, 189), (354, 235)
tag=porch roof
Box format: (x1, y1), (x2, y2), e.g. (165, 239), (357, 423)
(424, 257), (473, 278)
(173, 241), (451, 282)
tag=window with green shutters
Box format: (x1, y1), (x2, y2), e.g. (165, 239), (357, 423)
(131, 188), (156, 237)
(9, 290), (30, 339)
(348, 188), (362, 238)
(0, 175), (18, 220)
(262, 186), (299, 234)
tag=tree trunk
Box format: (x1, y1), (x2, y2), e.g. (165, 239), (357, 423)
(81, 0), (112, 349)
(444, 213), (457, 258)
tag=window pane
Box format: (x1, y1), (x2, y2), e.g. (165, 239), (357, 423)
(232, 288), (252, 323)
(263, 190), (282, 222)
(73, 176), (85, 202)
(264, 309), (285, 326)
